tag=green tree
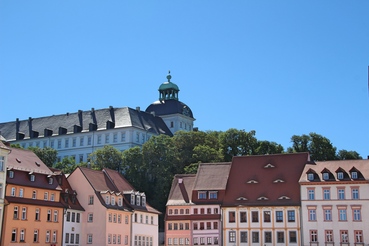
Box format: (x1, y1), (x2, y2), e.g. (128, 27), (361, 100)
(219, 129), (258, 161)
(256, 140), (284, 155)
(28, 147), (57, 167)
(89, 145), (123, 170)
(192, 145), (222, 163)
(336, 150), (362, 160)
(54, 157), (78, 173)
(10, 143), (23, 149)
(121, 146), (145, 191)
(288, 134), (310, 153)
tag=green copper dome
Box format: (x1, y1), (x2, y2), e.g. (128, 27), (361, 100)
(158, 71), (180, 101)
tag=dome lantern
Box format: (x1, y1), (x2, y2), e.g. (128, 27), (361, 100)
(159, 71), (180, 102)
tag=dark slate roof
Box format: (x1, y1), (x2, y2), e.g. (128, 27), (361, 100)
(0, 106), (172, 141)
(193, 163), (231, 191)
(145, 99), (194, 119)
(299, 159), (369, 183)
(223, 153), (310, 207)
(166, 174), (197, 206)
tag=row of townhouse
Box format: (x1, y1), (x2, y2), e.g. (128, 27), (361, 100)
(0, 144), (160, 246)
(165, 152), (369, 246)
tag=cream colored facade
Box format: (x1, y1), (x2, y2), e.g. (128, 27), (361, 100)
(222, 206), (301, 246)
(0, 143), (10, 243)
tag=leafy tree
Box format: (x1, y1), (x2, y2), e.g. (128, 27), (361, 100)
(219, 129), (258, 161)
(336, 150), (362, 160)
(184, 163), (200, 174)
(121, 146), (145, 191)
(288, 134), (310, 153)
(54, 157), (78, 173)
(192, 145), (222, 163)
(89, 145), (123, 170)
(10, 143), (23, 149)
(28, 147), (57, 167)
(256, 140), (284, 155)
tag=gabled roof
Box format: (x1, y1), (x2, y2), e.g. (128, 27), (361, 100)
(7, 147), (54, 175)
(193, 162), (231, 190)
(223, 153), (310, 206)
(166, 174), (196, 206)
(78, 167), (160, 214)
(299, 159), (369, 182)
(0, 106), (172, 141)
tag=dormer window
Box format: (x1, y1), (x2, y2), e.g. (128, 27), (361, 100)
(337, 172), (343, 180)
(198, 191), (206, 199)
(278, 196), (291, 200)
(236, 197), (247, 201)
(142, 196), (146, 207)
(105, 196), (110, 205)
(351, 171), (358, 179)
(111, 196), (115, 206)
(8, 171), (14, 178)
(30, 174), (35, 182)
(130, 194), (135, 205)
(247, 180), (258, 184)
(322, 173), (329, 180)
(209, 191), (218, 199)
(307, 173), (314, 181)
(273, 179), (285, 183)
(264, 163), (275, 168)
(48, 178), (53, 185)
(118, 197), (122, 206)
(257, 196), (268, 200)
(136, 196), (140, 206)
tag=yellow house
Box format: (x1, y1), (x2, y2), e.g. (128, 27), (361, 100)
(1, 148), (64, 246)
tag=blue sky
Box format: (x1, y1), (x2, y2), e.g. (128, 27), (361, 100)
(1, 1), (368, 157)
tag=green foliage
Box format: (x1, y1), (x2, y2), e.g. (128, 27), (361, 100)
(336, 150), (362, 160)
(256, 140), (284, 155)
(89, 145), (123, 171)
(54, 157), (78, 173)
(10, 143), (23, 149)
(28, 147), (57, 167)
(219, 129), (258, 161)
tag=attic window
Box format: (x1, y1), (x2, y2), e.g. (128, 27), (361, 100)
(247, 180), (258, 184)
(351, 171), (358, 179)
(30, 174), (35, 182)
(322, 173), (329, 180)
(264, 163), (275, 168)
(273, 179), (285, 183)
(236, 197), (247, 201)
(8, 171), (14, 178)
(307, 173), (314, 181)
(16, 158), (21, 163)
(48, 178), (53, 185)
(35, 162), (40, 167)
(337, 172), (344, 180)
(278, 196), (291, 200)
(257, 196), (268, 200)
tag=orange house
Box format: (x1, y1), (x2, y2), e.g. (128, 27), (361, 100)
(1, 148), (64, 246)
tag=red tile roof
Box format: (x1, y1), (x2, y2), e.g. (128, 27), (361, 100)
(223, 153), (310, 206)
(167, 174), (196, 206)
(193, 163), (231, 190)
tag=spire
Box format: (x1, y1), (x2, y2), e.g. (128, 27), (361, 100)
(167, 70), (172, 82)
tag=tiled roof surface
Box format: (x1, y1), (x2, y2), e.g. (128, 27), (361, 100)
(299, 159), (369, 182)
(223, 153), (310, 206)
(7, 147), (54, 175)
(146, 99), (194, 118)
(0, 107), (172, 141)
(193, 163), (231, 190)
(167, 174), (196, 206)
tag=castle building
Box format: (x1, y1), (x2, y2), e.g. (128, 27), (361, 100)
(0, 72), (195, 163)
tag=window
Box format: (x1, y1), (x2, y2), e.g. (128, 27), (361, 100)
(252, 232), (259, 243)
(71, 233), (75, 243)
(200, 208), (204, 214)
(325, 230), (333, 242)
(240, 231), (247, 243)
(168, 223), (172, 230)
(240, 211), (247, 222)
(87, 234), (93, 244)
(251, 211), (258, 222)
(136, 196), (140, 206)
(323, 188), (330, 200)
(20, 229), (25, 242)
(198, 191), (206, 199)
(72, 138), (76, 147)
(57, 140), (61, 149)
(35, 208), (40, 221)
(351, 171), (358, 179)
(9, 170), (14, 178)
(353, 208), (361, 221)
(89, 195), (94, 205)
(32, 190), (37, 199)
(209, 191), (217, 199)
(111, 196), (115, 205)
(337, 172), (344, 179)
(46, 230), (50, 243)
(125, 215), (129, 224)
(33, 229), (39, 242)
(352, 188), (359, 199)
(65, 139), (69, 148)
(324, 209), (332, 221)
(277, 231), (284, 243)
(0, 156), (4, 171)
(322, 172), (329, 180)
(339, 209), (347, 221)
(97, 135), (102, 144)
(47, 209), (52, 221)
(21, 207), (27, 220)
(76, 234), (80, 244)
(264, 211), (271, 222)
(213, 222), (218, 229)
(308, 188), (315, 200)
(142, 196), (146, 206)
(193, 222), (198, 230)
(71, 212), (76, 222)
(108, 234), (112, 244)
(214, 208), (218, 214)
(288, 210), (295, 222)
(338, 188), (345, 199)
(113, 214), (117, 223)
(276, 211), (283, 222)
(151, 216), (154, 224)
(199, 222), (204, 230)
(289, 231), (297, 243)
(54, 210), (58, 222)
(14, 206), (18, 219)
(131, 194), (135, 205)
(355, 230), (363, 243)
(309, 209), (316, 221)
(105, 134), (110, 144)
(265, 231), (272, 243)
(340, 230), (348, 243)
(206, 237), (211, 245)
(118, 214), (121, 223)
(229, 231), (236, 242)
(50, 193), (55, 201)
(11, 187), (16, 197)
(11, 229), (17, 242)
(65, 233), (70, 243)
(87, 213), (93, 222)
(44, 192), (48, 200)
(307, 173), (314, 181)
(105, 195), (110, 204)
(228, 211), (235, 223)
(87, 136), (92, 145)
(310, 230), (318, 242)
(19, 188), (24, 197)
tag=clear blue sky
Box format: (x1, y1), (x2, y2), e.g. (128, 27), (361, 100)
(1, 1), (368, 157)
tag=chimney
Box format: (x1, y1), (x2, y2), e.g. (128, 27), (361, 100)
(78, 110), (83, 128)
(136, 106), (140, 112)
(109, 106), (115, 123)
(178, 178), (183, 184)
